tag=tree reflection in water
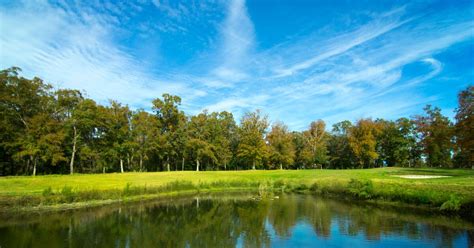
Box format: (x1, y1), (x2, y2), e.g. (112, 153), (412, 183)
(0, 194), (472, 247)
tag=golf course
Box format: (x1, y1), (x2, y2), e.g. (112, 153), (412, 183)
(0, 167), (473, 218)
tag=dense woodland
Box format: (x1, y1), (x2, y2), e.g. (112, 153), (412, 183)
(0, 67), (472, 176)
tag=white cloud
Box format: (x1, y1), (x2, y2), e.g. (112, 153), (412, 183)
(1, 1), (472, 130)
(0, 1), (202, 109)
(213, 0), (255, 82)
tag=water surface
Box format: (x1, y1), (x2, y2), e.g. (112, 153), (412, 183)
(0, 194), (472, 247)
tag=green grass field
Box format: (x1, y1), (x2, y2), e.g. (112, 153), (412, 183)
(0, 167), (473, 215)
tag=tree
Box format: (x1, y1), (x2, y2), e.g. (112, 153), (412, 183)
(327, 121), (354, 169)
(0, 67), (54, 175)
(454, 86), (473, 168)
(292, 131), (312, 169)
(237, 110), (269, 170)
(267, 122), (295, 170)
(303, 120), (329, 169)
(131, 110), (160, 171)
(414, 105), (454, 167)
(375, 119), (416, 167)
(206, 111), (237, 170)
(396, 118), (422, 167)
(187, 112), (217, 171)
(152, 94), (185, 171)
(348, 119), (381, 168)
(56, 89), (83, 174)
(105, 101), (132, 173)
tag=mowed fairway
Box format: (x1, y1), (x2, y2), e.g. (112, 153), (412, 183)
(0, 167), (473, 200)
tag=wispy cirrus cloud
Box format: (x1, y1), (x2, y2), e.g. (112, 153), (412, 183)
(1, 0), (472, 130)
(0, 0), (205, 109)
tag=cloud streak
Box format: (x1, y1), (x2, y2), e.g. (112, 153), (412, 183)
(1, 0), (472, 130)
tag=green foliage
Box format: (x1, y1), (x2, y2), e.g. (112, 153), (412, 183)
(348, 179), (374, 199)
(454, 86), (473, 168)
(42, 187), (53, 197)
(267, 122), (295, 169)
(440, 194), (463, 211)
(414, 105), (454, 168)
(60, 186), (75, 203)
(0, 68), (471, 175)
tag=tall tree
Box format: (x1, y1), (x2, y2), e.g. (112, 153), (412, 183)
(414, 105), (454, 167)
(187, 111), (216, 171)
(0, 67), (53, 175)
(328, 121), (354, 169)
(292, 131), (312, 169)
(267, 122), (295, 170)
(152, 94), (185, 171)
(454, 86), (473, 168)
(56, 89), (83, 174)
(303, 120), (329, 169)
(237, 110), (269, 170)
(131, 110), (161, 172)
(105, 101), (131, 173)
(348, 119), (381, 168)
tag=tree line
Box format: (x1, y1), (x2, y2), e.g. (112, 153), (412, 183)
(0, 67), (472, 175)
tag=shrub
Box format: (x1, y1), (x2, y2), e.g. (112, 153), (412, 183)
(348, 179), (374, 199)
(440, 194), (462, 211)
(42, 187), (53, 197)
(123, 182), (133, 196)
(60, 186), (75, 203)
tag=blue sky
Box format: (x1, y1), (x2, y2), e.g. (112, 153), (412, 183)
(1, 0), (473, 130)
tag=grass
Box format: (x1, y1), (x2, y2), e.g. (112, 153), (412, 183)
(0, 167), (473, 217)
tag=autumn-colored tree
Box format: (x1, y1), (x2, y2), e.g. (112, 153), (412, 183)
(348, 119), (381, 168)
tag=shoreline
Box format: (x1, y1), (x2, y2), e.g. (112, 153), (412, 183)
(0, 168), (473, 220)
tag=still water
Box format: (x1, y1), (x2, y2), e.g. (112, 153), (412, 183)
(0, 194), (472, 247)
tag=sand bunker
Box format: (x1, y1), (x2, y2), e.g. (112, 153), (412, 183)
(394, 175), (451, 179)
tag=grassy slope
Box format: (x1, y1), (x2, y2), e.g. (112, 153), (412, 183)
(0, 167), (473, 213)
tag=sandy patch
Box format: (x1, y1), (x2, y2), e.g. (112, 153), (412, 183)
(394, 175), (451, 179)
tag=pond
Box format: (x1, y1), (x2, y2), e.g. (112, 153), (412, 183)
(0, 194), (472, 247)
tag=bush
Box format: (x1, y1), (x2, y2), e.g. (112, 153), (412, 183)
(123, 182), (133, 196)
(60, 186), (75, 203)
(42, 187), (53, 197)
(440, 194), (462, 211)
(348, 179), (374, 199)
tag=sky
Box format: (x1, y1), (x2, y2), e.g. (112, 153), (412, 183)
(0, 0), (473, 130)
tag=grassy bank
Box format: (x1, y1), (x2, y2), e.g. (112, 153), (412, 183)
(0, 168), (473, 217)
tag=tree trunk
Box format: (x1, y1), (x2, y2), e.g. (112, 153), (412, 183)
(127, 153), (130, 169)
(70, 126), (77, 175)
(280, 163), (283, 170)
(166, 156), (170, 171)
(182, 157), (185, 171)
(224, 161), (227, 171)
(32, 158), (37, 176)
(196, 159), (200, 171)
(139, 154), (143, 172)
(252, 160), (256, 170)
(103, 166), (106, 173)
(120, 159), (124, 173)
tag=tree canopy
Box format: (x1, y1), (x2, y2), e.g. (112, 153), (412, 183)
(0, 67), (472, 175)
